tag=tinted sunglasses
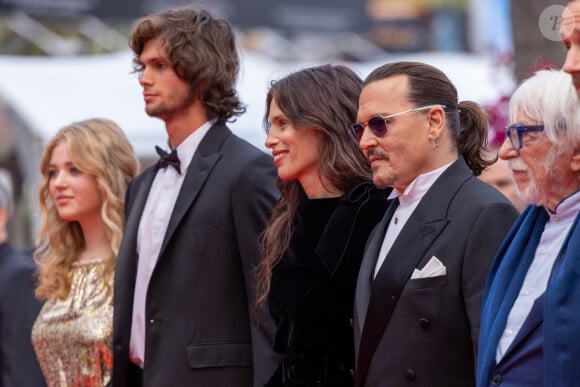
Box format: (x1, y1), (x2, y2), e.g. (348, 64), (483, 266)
(350, 104), (446, 142)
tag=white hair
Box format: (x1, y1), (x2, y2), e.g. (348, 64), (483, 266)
(508, 69), (580, 148)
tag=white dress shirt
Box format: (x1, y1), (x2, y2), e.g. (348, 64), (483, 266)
(374, 161), (454, 277)
(129, 120), (214, 367)
(496, 190), (580, 362)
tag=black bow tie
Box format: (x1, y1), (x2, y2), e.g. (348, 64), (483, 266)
(155, 145), (181, 173)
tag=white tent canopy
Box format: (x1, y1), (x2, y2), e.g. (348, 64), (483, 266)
(348, 52), (515, 107)
(0, 50), (284, 157)
(0, 50), (514, 160)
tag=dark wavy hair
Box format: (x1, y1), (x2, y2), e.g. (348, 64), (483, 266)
(255, 64), (372, 308)
(130, 6), (245, 122)
(364, 61), (494, 175)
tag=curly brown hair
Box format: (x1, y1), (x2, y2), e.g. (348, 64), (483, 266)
(129, 5), (245, 122)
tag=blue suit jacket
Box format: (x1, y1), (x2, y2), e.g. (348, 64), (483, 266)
(478, 204), (580, 387)
(481, 294), (544, 386)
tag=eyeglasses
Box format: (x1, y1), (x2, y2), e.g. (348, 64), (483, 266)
(504, 124), (544, 150)
(350, 104), (446, 142)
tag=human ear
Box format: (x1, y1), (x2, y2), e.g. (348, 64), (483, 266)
(427, 105), (445, 139)
(571, 146), (580, 172)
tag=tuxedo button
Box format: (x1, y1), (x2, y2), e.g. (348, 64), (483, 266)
(349, 318), (354, 328)
(405, 368), (416, 381)
(419, 318), (430, 329)
(491, 373), (502, 385)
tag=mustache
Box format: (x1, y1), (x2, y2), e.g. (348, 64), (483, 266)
(367, 149), (389, 161)
(508, 158), (528, 172)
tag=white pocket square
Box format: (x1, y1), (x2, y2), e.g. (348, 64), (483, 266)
(411, 256), (446, 279)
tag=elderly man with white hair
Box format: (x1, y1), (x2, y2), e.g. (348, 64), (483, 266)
(477, 69), (580, 387)
(0, 168), (45, 387)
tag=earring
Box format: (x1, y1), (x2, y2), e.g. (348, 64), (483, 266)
(430, 137), (439, 150)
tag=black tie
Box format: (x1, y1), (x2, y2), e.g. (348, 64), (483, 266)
(155, 145), (181, 174)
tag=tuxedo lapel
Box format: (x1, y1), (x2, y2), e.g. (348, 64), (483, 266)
(159, 123), (229, 257)
(355, 158), (470, 386)
(114, 165), (159, 329)
(355, 199), (397, 330)
(356, 207), (447, 384)
(127, 168), (158, 233)
(160, 152), (220, 254)
(119, 167), (159, 275)
(500, 294), (544, 363)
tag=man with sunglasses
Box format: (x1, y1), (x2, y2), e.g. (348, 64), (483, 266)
(352, 61), (519, 387)
(477, 69), (580, 386)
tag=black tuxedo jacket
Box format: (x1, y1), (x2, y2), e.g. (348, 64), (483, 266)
(0, 242), (45, 387)
(112, 123), (280, 386)
(354, 158), (519, 387)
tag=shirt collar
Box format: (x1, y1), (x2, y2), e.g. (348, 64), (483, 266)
(545, 190), (580, 225)
(388, 160), (455, 205)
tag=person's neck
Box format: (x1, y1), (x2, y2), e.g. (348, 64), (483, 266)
(78, 217), (112, 262)
(300, 174), (342, 199)
(545, 184), (580, 213)
(395, 153), (457, 193)
(430, 147), (457, 171)
(163, 104), (208, 149)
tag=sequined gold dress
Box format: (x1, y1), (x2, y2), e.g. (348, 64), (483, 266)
(32, 258), (113, 387)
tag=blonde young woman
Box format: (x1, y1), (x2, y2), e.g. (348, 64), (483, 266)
(31, 118), (139, 387)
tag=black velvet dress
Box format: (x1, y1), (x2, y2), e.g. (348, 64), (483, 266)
(266, 182), (390, 387)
